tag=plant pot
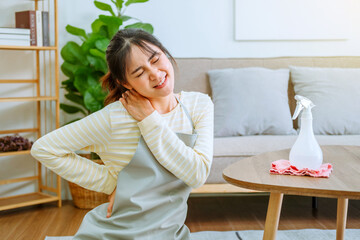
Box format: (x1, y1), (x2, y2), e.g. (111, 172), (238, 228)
(68, 158), (109, 209)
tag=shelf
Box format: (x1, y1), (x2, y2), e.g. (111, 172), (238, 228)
(0, 192), (59, 211)
(0, 128), (38, 135)
(0, 150), (31, 157)
(0, 79), (38, 84)
(0, 45), (57, 51)
(0, 0), (62, 212)
(0, 175), (37, 185)
(0, 96), (57, 102)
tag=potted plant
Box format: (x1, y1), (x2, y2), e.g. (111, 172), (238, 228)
(60, 0), (153, 125)
(60, 0), (154, 209)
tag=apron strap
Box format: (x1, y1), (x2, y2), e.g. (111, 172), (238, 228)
(175, 95), (197, 134)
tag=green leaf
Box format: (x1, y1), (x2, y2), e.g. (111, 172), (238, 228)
(88, 74), (101, 87)
(92, 84), (108, 101)
(61, 78), (74, 87)
(65, 25), (87, 39)
(125, 22), (153, 34)
(119, 15), (132, 22)
(125, 0), (149, 7)
(90, 48), (106, 59)
(95, 38), (110, 52)
(84, 85), (107, 112)
(84, 91), (102, 112)
(64, 92), (85, 107)
(60, 103), (87, 115)
(115, 0), (124, 11)
(61, 42), (88, 65)
(94, 1), (115, 16)
(99, 15), (123, 37)
(61, 62), (81, 78)
(91, 19), (107, 37)
(74, 75), (88, 95)
(87, 55), (108, 73)
(81, 33), (108, 53)
(61, 78), (78, 92)
(73, 68), (99, 95)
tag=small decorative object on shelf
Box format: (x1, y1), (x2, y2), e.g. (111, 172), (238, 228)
(0, 134), (33, 152)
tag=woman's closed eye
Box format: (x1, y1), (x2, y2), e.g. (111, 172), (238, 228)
(152, 57), (160, 64)
(136, 57), (160, 77)
(136, 71), (144, 78)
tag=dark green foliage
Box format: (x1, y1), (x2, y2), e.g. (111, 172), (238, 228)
(60, 0), (153, 123)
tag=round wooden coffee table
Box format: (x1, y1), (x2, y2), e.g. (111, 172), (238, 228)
(223, 145), (360, 240)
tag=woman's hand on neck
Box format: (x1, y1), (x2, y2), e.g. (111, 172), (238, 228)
(120, 90), (178, 121)
(120, 89), (155, 121)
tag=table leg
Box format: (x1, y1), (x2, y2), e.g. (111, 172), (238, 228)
(336, 197), (348, 240)
(263, 192), (284, 240)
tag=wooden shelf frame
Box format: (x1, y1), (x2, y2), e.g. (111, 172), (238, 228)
(0, 46), (57, 50)
(0, 79), (38, 83)
(0, 175), (38, 185)
(0, 192), (59, 211)
(0, 150), (31, 157)
(0, 0), (62, 211)
(0, 128), (39, 135)
(0, 96), (58, 102)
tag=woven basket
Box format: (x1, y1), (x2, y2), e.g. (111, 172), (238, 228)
(68, 158), (109, 209)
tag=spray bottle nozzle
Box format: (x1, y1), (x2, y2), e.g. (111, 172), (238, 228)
(292, 95), (315, 120)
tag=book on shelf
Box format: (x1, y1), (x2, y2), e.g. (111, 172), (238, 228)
(0, 33), (30, 40)
(15, 10), (50, 47)
(42, 11), (49, 46)
(0, 27), (30, 35)
(15, 10), (37, 46)
(0, 39), (30, 46)
(35, 11), (43, 46)
(0, 28), (31, 46)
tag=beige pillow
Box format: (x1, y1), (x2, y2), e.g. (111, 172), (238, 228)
(208, 67), (296, 137)
(290, 66), (360, 135)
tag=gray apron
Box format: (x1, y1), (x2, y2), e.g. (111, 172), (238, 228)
(73, 96), (198, 240)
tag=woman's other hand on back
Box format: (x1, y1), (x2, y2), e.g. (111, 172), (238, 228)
(107, 187), (116, 218)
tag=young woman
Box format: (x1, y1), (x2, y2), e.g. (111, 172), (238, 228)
(31, 28), (214, 239)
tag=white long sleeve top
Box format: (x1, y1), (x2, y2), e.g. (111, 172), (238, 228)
(31, 91), (214, 194)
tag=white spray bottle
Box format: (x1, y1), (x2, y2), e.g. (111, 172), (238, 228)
(289, 95), (323, 170)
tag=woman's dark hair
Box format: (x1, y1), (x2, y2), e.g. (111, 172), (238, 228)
(101, 28), (176, 106)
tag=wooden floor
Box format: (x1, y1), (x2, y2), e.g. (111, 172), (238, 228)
(1, 194), (360, 240)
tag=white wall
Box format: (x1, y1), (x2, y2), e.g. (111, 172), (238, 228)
(1, 0), (360, 199)
(58, 0), (360, 58)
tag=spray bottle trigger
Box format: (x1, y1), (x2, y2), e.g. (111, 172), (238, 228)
(292, 102), (303, 120)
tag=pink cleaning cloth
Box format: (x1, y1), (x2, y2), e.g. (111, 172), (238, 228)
(270, 159), (333, 178)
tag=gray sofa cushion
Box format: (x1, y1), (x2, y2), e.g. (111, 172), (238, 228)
(290, 66), (360, 135)
(208, 67), (296, 137)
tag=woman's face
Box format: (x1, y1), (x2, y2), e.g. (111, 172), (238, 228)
(124, 43), (175, 99)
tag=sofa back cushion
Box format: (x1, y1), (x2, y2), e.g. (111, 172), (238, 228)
(208, 67), (296, 136)
(290, 66), (360, 134)
(174, 57), (360, 130)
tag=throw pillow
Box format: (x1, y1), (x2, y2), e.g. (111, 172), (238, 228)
(290, 66), (360, 135)
(208, 67), (296, 137)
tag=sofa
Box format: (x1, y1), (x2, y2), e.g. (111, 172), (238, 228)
(173, 57), (360, 194)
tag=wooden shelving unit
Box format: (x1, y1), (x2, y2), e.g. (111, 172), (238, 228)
(0, 46), (57, 50)
(0, 96), (58, 102)
(0, 0), (61, 211)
